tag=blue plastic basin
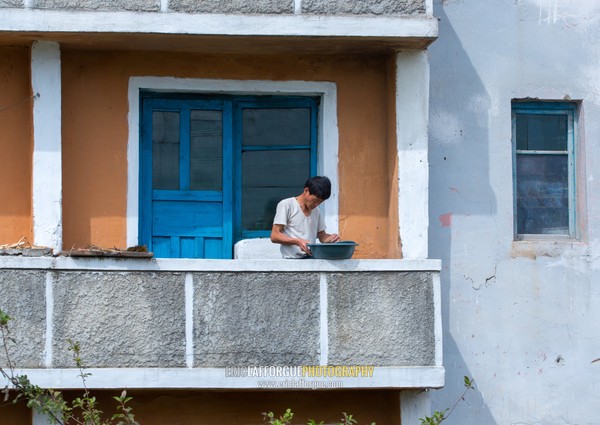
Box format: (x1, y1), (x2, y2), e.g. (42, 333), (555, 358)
(307, 241), (358, 259)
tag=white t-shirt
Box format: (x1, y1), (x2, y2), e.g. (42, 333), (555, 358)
(273, 197), (326, 259)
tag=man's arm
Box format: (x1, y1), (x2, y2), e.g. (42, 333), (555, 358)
(317, 230), (340, 243)
(271, 224), (312, 255)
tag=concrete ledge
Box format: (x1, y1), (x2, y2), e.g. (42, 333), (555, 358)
(0, 258), (443, 388)
(0, 9), (438, 39)
(4, 366), (445, 389)
(0, 256), (442, 272)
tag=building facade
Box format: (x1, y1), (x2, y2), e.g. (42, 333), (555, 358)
(1, 1), (440, 424)
(3, 0), (597, 424)
(429, 0), (600, 423)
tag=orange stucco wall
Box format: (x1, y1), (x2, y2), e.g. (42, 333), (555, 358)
(386, 55), (401, 258)
(59, 50), (398, 257)
(0, 47), (33, 246)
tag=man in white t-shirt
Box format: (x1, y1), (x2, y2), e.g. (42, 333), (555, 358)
(270, 176), (340, 258)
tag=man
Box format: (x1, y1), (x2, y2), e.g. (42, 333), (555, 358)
(270, 176), (340, 258)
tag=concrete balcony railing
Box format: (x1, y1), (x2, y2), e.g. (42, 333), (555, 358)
(0, 0), (428, 16)
(0, 0), (438, 54)
(0, 256), (442, 390)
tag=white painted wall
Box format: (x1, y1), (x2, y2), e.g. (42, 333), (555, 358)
(428, 0), (600, 423)
(31, 41), (62, 252)
(396, 50), (431, 260)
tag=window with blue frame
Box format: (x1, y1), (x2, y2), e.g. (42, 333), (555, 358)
(140, 93), (319, 259)
(512, 101), (578, 239)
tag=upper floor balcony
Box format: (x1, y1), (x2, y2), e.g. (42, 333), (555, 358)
(0, 255), (442, 390)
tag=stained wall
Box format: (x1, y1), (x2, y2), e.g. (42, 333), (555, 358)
(428, 1), (600, 423)
(0, 47), (33, 245)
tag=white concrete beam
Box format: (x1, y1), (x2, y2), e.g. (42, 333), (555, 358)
(400, 390), (432, 425)
(31, 41), (62, 251)
(3, 367), (445, 389)
(0, 9), (438, 39)
(32, 410), (54, 425)
(396, 50), (430, 260)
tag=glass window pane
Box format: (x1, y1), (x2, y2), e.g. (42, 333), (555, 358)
(516, 154), (568, 235)
(242, 150), (310, 230)
(243, 108), (311, 147)
(190, 110), (223, 191)
(516, 114), (567, 151)
(152, 111), (180, 190)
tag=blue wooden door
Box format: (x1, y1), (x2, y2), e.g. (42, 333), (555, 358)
(140, 97), (233, 258)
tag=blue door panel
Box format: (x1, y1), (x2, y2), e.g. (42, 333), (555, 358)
(205, 238), (224, 259)
(141, 96), (232, 259)
(152, 201), (223, 235)
(181, 237), (196, 258)
(154, 235), (220, 258)
(140, 93), (317, 259)
(152, 237), (171, 258)
(170, 237), (181, 257)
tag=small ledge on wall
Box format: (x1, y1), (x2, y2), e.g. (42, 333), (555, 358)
(0, 240), (156, 259)
(511, 239), (588, 259)
(61, 245), (154, 259)
(0, 237), (53, 257)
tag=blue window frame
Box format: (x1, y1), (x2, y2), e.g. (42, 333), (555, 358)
(512, 101), (577, 239)
(140, 92), (319, 258)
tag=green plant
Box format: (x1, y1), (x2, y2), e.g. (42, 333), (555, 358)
(262, 408), (375, 425)
(419, 376), (474, 425)
(0, 308), (138, 425)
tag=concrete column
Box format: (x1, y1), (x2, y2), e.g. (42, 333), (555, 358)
(31, 41), (62, 252)
(395, 50), (430, 260)
(400, 389), (432, 425)
(32, 409), (54, 425)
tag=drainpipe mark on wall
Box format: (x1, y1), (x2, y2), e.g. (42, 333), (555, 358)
(439, 213), (452, 227)
(538, 0), (558, 25)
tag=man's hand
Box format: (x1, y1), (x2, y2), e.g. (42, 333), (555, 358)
(318, 231), (340, 243)
(297, 239), (312, 255)
(272, 224), (313, 255)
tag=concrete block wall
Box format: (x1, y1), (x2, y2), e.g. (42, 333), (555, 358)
(0, 264), (436, 370)
(0, 0), (426, 15)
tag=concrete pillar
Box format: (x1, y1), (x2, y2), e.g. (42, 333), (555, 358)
(395, 50), (430, 260)
(31, 41), (62, 252)
(32, 409), (54, 425)
(401, 389), (432, 425)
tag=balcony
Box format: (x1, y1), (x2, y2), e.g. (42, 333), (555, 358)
(0, 256), (442, 390)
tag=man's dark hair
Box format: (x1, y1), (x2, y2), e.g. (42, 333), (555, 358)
(304, 176), (331, 200)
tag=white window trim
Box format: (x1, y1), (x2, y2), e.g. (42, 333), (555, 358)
(127, 77), (339, 248)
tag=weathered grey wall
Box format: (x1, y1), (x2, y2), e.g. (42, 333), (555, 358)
(0, 268), (436, 369)
(0, 0), (426, 14)
(0, 0), (23, 7)
(328, 272), (434, 366)
(428, 0), (600, 423)
(30, 0), (159, 11)
(302, 0), (424, 15)
(52, 271), (186, 368)
(0, 270), (46, 368)
(193, 272), (320, 366)
(170, 0), (293, 14)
